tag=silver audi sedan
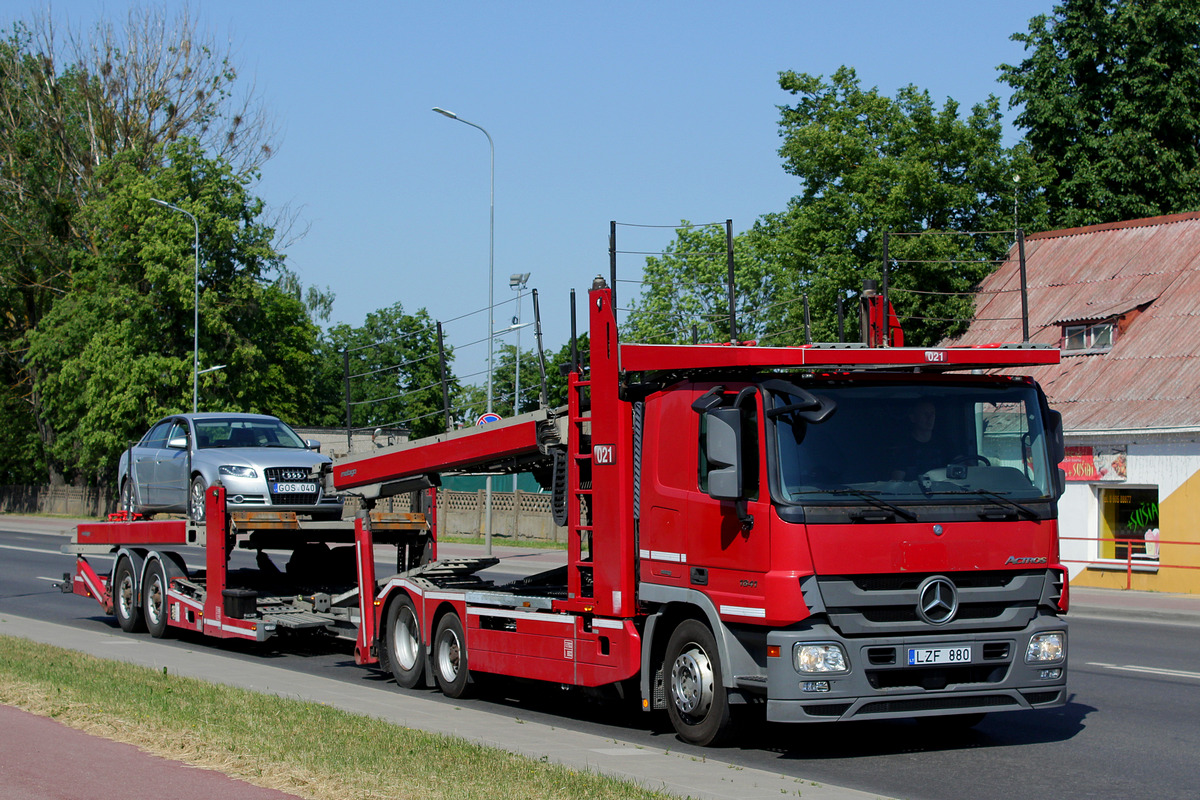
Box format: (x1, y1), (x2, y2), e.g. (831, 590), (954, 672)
(117, 413), (343, 522)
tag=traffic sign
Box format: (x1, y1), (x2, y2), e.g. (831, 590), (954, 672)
(476, 412), (502, 426)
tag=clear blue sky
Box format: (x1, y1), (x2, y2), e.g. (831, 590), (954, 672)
(22, 0), (1053, 381)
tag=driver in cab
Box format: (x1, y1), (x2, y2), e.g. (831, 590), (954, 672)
(891, 400), (947, 480)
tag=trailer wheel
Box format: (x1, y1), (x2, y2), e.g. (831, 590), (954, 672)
(143, 559), (172, 639)
(385, 595), (424, 689)
(432, 613), (470, 698)
(113, 557), (144, 633)
(664, 619), (733, 746)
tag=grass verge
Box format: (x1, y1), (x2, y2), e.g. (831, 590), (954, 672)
(0, 634), (668, 800)
(438, 533), (566, 550)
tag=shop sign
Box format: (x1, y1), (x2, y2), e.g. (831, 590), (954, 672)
(1063, 445), (1127, 482)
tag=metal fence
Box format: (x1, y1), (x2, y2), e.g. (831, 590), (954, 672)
(1062, 535), (1200, 591)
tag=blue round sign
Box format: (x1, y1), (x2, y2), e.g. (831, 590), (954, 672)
(476, 412), (502, 426)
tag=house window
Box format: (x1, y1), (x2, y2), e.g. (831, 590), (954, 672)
(1062, 321), (1114, 353)
(1098, 487), (1159, 562)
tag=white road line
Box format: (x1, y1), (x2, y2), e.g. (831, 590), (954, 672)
(1087, 662), (1200, 681)
(0, 543), (74, 556)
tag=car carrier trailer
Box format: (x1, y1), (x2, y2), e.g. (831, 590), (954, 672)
(66, 275), (1070, 747)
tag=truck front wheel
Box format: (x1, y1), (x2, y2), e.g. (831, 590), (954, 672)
(432, 612), (470, 698)
(113, 557), (143, 633)
(664, 619), (733, 746)
(385, 595), (425, 689)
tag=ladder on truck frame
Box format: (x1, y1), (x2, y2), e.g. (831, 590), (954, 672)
(565, 368), (594, 604)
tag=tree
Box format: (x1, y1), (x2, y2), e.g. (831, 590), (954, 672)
(1001, 0), (1200, 227)
(760, 67), (1047, 346)
(623, 69), (1047, 347)
(0, 9), (282, 485)
(313, 304), (453, 440)
(23, 139), (319, 484)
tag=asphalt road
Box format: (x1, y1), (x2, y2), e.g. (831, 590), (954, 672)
(2, 521), (1198, 800)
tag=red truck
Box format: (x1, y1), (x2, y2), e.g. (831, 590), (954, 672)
(66, 276), (1068, 746)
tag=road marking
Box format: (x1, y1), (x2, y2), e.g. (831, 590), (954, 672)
(1087, 662), (1200, 681)
(0, 543), (72, 556)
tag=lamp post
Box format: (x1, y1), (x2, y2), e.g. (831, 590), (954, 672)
(151, 198), (201, 413)
(509, 272), (530, 493)
(433, 107), (496, 553)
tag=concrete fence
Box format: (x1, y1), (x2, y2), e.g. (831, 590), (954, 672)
(348, 490), (563, 543)
(1, 484), (564, 543)
(0, 485), (114, 517)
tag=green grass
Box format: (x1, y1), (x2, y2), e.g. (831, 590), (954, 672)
(0, 634), (668, 800)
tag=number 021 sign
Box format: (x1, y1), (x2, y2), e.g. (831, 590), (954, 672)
(593, 444), (614, 464)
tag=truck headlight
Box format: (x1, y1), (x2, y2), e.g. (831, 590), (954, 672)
(1025, 631), (1065, 663)
(794, 643), (849, 674)
(219, 465), (258, 479)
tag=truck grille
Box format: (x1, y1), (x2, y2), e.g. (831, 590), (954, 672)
(265, 467), (319, 506)
(816, 570), (1051, 636)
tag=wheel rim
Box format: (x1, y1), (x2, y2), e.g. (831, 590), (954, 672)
(146, 572), (164, 627)
(437, 627), (461, 681)
(190, 480), (205, 522)
(671, 644), (715, 718)
(117, 572), (135, 620)
(392, 606), (420, 671)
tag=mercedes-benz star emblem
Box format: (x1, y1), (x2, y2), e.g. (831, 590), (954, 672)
(916, 575), (959, 625)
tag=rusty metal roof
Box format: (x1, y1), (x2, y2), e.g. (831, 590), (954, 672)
(949, 212), (1200, 432)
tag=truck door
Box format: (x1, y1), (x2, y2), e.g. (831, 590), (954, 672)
(687, 384), (771, 582)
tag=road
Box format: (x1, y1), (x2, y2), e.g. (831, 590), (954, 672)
(2, 520), (1197, 800)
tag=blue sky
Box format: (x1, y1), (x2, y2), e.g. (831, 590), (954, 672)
(19, 1), (1054, 380)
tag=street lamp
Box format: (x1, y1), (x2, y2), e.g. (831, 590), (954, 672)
(151, 198), (201, 413)
(434, 106), (497, 553)
(509, 272), (530, 494)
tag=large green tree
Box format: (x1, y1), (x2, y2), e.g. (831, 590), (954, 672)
(24, 139), (319, 485)
(624, 69), (1048, 348)
(1001, 0), (1200, 227)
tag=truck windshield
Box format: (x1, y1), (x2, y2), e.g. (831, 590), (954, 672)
(770, 381), (1056, 505)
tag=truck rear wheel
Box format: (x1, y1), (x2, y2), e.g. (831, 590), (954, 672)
(143, 559), (172, 639)
(113, 557), (144, 633)
(664, 619), (733, 746)
(432, 612), (470, 698)
(385, 595), (424, 689)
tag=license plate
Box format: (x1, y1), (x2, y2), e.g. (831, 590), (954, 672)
(273, 482), (316, 494)
(907, 645), (972, 666)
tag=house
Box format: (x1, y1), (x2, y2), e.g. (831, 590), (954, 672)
(951, 212), (1200, 594)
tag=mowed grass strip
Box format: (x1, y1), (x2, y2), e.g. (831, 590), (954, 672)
(0, 634), (669, 800)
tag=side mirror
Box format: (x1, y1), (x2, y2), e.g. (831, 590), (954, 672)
(306, 439), (322, 453)
(705, 407), (743, 500)
(1046, 409), (1065, 465)
(167, 436), (189, 450)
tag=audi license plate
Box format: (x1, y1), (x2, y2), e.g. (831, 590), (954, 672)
(907, 645), (972, 666)
(273, 482), (316, 494)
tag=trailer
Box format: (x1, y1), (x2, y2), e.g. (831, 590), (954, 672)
(67, 275), (1070, 747)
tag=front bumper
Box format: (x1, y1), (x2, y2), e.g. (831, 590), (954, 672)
(765, 616), (1067, 723)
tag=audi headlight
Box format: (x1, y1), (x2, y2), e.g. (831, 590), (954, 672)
(793, 643), (849, 674)
(1026, 631), (1065, 663)
(219, 465), (258, 479)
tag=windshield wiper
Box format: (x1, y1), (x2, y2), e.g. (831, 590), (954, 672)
(937, 489), (1040, 521)
(825, 489), (918, 522)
